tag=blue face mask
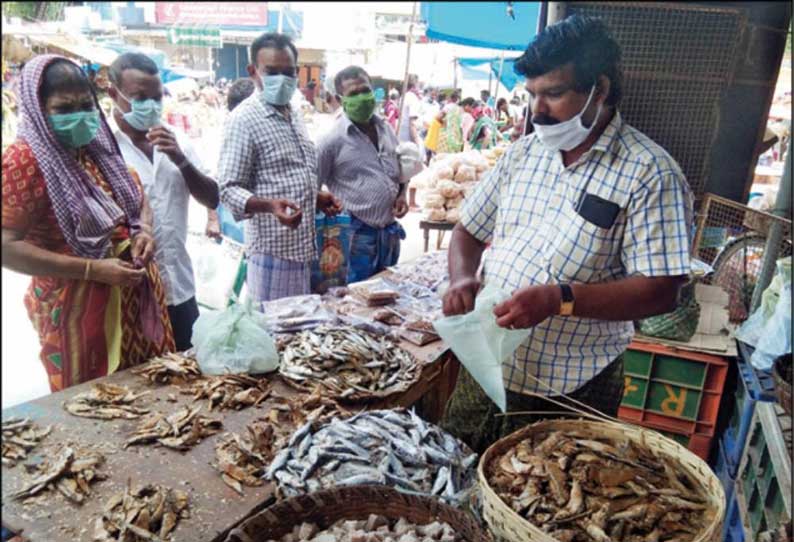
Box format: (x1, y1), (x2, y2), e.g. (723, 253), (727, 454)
(48, 110), (100, 148)
(261, 74), (297, 106)
(117, 90), (163, 131)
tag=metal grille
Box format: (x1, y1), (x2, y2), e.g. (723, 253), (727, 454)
(568, 2), (746, 204)
(693, 194), (792, 322)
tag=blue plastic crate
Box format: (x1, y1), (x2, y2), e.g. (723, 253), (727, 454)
(714, 439), (736, 504)
(723, 493), (746, 542)
(723, 358), (776, 476)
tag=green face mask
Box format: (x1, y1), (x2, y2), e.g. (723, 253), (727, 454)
(342, 91), (376, 124)
(48, 110), (100, 148)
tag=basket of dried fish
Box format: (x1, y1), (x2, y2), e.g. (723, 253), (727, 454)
(278, 326), (419, 403)
(478, 419), (725, 542)
(265, 409), (478, 507)
(224, 485), (492, 542)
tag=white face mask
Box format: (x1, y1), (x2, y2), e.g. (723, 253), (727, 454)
(532, 85), (602, 152)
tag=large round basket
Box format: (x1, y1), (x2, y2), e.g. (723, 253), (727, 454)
(477, 418), (726, 542)
(773, 353), (792, 416)
(224, 485), (492, 542)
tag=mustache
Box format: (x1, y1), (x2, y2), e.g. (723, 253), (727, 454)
(531, 114), (560, 126)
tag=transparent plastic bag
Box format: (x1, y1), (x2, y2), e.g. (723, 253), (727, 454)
(192, 299), (279, 375)
(432, 284), (527, 412)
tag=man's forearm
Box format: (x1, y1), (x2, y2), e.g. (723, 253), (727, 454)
(448, 224), (486, 283)
(244, 196), (272, 215)
(180, 163), (220, 210)
(570, 275), (687, 321)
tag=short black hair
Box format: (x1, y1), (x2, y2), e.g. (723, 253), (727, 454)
(514, 15), (623, 107)
(460, 97), (476, 108)
(40, 59), (92, 102)
(449, 91), (460, 102)
(227, 78), (256, 112)
(480, 90), (490, 97)
(250, 32), (298, 65)
(334, 65), (371, 94)
(109, 52), (159, 87)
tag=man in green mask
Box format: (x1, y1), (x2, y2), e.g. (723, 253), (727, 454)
(316, 66), (408, 283)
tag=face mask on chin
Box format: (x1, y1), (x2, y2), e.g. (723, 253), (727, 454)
(531, 85), (603, 152)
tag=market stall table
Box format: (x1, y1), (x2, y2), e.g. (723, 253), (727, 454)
(419, 220), (456, 253)
(1, 337), (454, 542)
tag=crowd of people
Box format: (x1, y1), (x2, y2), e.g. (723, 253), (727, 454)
(2, 16), (695, 457)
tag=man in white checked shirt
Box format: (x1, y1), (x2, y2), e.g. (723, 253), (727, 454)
(441, 16), (694, 453)
(217, 33), (341, 302)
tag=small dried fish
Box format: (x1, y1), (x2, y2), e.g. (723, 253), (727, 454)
(2, 418), (51, 467)
(190, 374), (271, 411)
(265, 515), (462, 542)
(94, 481), (189, 542)
(132, 353), (201, 385)
(13, 446), (105, 503)
(214, 420), (288, 495)
(63, 383), (150, 420)
(279, 326), (418, 401)
(124, 406), (222, 451)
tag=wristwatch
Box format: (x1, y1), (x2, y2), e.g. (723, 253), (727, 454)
(558, 284), (575, 316)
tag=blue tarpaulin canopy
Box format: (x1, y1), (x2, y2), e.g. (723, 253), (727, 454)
(420, 2), (541, 51)
(458, 57), (522, 90)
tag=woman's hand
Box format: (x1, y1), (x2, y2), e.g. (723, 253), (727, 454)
(131, 231), (155, 266)
(90, 258), (146, 287)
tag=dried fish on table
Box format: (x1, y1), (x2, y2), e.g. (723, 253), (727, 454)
(372, 307), (405, 326)
(63, 383), (151, 420)
(131, 353), (201, 385)
(486, 429), (717, 542)
(350, 279), (400, 307)
(268, 386), (353, 428)
(279, 326), (419, 401)
(267, 515), (462, 542)
(214, 420), (288, 495)
(13, 446), (106, 503)
(190, 374), (271, 411)
(2, 418), (51, 467)
(266, 409), (478, 507)
(388, 251), (448, 291)
(93, 481), (190, 542)
(124, 406), (222, 451)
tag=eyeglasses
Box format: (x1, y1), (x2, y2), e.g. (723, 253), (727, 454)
(263, 67), (297, 77)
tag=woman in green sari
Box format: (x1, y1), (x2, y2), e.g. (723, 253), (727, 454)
(435, 92), (464, 153)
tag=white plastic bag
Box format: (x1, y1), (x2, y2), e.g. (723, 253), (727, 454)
(396, 142), (425, 183)
(192, 299), (279, 375)
(433, 284), (528, 412)
(191, 236), (245, 310)
(737, 258), (792, 370)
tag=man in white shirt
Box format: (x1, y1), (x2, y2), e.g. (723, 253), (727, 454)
(398, 80), (421, 145)
(108, 53), (220, 351)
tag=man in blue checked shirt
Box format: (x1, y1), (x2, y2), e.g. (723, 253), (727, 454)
(440, 15), (694, 453)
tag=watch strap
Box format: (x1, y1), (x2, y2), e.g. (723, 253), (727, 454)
(559, 283), (575, 316)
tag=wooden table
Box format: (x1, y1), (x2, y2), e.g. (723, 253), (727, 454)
(419, 220), (456, 253)
(1, 338), (456, 542)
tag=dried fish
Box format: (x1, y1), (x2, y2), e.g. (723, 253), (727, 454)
(388, 251), (448, 291)
(266, 409), (477, 507)
(132, 353), (201, 385)
(124, 406), (222, 451)
(265, 515), (462, 542)
(190, 374), (271, 411)
(486, 428), (715, 542)
(63, 383), (150, 420)
(13, 446), (105, 503)
(94, 481), (189, 542)
(2, 418), (51, 467)
(279, 326), (419, 401)
(214, 420), (288, 495)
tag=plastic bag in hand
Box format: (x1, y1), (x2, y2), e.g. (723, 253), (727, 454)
(192, 299), (279, 375)
(396, 141), (425, 183)
(432, 284), (528, 412)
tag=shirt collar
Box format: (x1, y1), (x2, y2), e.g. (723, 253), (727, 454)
(589, 109), (623, 154)
(341, 113), (384, 136)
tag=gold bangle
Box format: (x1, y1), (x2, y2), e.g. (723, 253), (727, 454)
(84, 260), (92, 282)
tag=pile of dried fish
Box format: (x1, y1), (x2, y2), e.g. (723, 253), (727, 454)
(279, 327), (419, 400)
(13, 446), (105, 503)
(124, 406), (222, 451)
(94, 482), (189, 542)
(190, 374), (271, 410)
(486, 429), (716, 542)
(214, 420), (286, 495)
(388, 252), (448, 291)
(268, 387), (353, 428)
(268, 515), (461, 542)
(132, 353), (201, 384)
(63, 383), (150, 420)
(266, 409), (477, 506)
(2, 418), (51, 467)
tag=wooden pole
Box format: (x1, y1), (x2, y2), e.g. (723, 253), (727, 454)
(396, 0), (418, 139)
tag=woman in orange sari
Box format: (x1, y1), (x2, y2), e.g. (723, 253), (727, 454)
(1, 55), (174, 392)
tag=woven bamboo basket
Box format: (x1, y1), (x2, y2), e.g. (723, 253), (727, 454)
(477, 419), (725, 542)
(223, 484), (492, 542)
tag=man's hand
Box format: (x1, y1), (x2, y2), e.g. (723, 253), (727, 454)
(393, 195), (409, 218)
(91, 258), (147, 287)
(130, 232), (155, 266)
(493, 284), (561, 329)
(205, 210), (221, 240)
(269, 199), (303, 229)
(146, 126), (186, 165)
(317, 191), (342, 217)
(442, 276), (482, 316)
